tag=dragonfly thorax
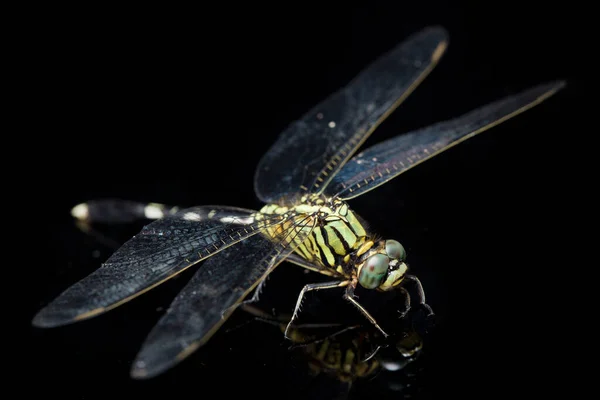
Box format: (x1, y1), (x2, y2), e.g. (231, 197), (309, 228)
(259, 195), (368, 272)
(259, 195), (409, 291)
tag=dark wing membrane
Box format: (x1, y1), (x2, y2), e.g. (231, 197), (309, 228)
(254, 26), (448, 203)
(32, 206), (288, 328)
(326, 81), (565, 200)
(130, 212), (316, 378)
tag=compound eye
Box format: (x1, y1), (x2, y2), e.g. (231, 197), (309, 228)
(358, 254), (390, 289)
(385, 240), (406, 261)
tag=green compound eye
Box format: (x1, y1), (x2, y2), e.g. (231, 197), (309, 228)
(385, 240), (406, 261)
(358, 253), (390, 289)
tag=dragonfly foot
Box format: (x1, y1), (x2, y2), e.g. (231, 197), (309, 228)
(421, 302), (435, 317)
(398, 306), (411, 319)
(375, 324), (389, 338)
(283, 321), (296, 341)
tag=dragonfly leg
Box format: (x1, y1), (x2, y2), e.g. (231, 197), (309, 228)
(288, 324), (361, 349)
(239, 303), (283, 321)
(344, 282), (389, 338)
(220, 277), (270, 319)
(284, 280), (348, 340)
(238, 302), (359, 347)
(224, 303), (284, 334)
(403, 275), (434, 316)
(397, 286), (411, 319)
(361, 345), (383, 363)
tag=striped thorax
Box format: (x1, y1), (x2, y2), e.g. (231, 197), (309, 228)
(258, 194), (409, 291)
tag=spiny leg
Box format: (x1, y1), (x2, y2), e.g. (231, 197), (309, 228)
(220, 277), (270, 319)
(362, 345), (383, 363)
(404, 275), (434, 316)
(287, 324), (363, 350)
(284, 281), (348, 339)
(238, 302), (358, 346)
(224, 303), (283, 334)
(344, 281), (389, 338)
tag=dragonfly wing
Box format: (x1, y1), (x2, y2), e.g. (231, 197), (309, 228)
(130, 212), (316, 378)
(326, 80), (565, 200)
(254, 26), (448, 203)
(32, 206), (288, 328)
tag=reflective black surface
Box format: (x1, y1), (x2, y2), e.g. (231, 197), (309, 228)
(25, 2), (582, 399)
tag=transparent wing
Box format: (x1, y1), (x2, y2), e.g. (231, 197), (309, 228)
(326, 80), (565, 200)
(32, 206), (289, 328)
(130, 212), (317, 378)
(254, 26), (448, 203)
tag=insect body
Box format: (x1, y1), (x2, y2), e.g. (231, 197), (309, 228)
(258, 193), (420, 337)
(32, 26), (565, 379)
(260, 194), (398, 284)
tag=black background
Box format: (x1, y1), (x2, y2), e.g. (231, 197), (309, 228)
(21, 2), (587, 399)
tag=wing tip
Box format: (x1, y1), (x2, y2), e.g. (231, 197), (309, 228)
(548, 79), (567, 92)
(129, 353), (178, 380)
(32, 305), (105, 328)
(130, 339), (206, 379)
(531, 79), (567, 103)
(420, 25), (450, 42)
(130, 360), (154, 380)
(31, 309), (67, 328)
(405, 25), (449, 64)
(129, 343), (180, 380)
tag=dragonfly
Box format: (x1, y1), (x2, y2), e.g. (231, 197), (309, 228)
(32, 26), (565, 379)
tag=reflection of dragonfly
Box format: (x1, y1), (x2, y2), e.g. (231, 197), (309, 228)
(32, 26), (564, 379)
(233, 303), (428, 398)
(241, 303), (423, 398)
(239, 302), (424, 399)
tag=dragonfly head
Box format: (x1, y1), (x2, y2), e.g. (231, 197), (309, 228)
(357, 239), (408, 291)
